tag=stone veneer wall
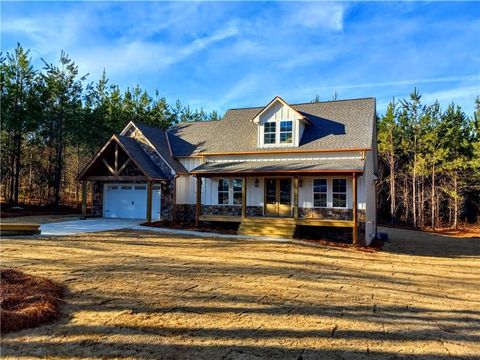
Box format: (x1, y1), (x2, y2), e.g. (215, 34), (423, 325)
(299, 208), (366, 222)
(202, 205), (242, 217)
(174, 204), (196, 223)
(160, 181), (174, 221)
(246, 206), (264, 217)
(174, 205), (263, 223)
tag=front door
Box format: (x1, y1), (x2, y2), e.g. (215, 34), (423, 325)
(265, 178), (292, 217)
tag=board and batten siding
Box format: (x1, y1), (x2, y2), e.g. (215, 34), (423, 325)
(257, 101), (303, 148)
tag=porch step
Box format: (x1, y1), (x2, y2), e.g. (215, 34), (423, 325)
(238, 217), (296, 238)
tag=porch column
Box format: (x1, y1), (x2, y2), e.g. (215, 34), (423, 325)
(352, 173), (358, 246)
(81, 181), (87, 220)
(242, 177), (247, 219)
(146, 180), (153, 223)
(195, 175), (202, 227)
(293, 176), (299, 220)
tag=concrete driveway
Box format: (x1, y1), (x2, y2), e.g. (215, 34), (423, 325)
(40, 218), (142, 236)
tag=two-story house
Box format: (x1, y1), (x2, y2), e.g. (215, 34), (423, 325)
(78, 96), (378, 246)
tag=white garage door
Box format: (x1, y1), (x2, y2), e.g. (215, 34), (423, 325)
(103, 184), (161, 220)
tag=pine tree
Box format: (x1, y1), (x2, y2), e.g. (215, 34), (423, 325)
(377, 99), (399, 223)
(0, 44), (39, 205)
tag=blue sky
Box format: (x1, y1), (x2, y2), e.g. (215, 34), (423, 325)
(2, 1), (479, 115)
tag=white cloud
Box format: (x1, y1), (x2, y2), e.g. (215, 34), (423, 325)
(283, 2), (346, 31)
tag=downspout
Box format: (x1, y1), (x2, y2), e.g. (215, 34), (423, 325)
(173, 174), (179, 222)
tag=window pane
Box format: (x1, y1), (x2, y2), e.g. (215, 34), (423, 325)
(333, 179), (346, 193)
(314, 193), (327, 207)
(313, 179), (327, 193)
(233, 192), (242, 205)
(266, 179), (276, 204)
(264, 133), (275, 144)
(333, 194), (347, 208)
(232, 179), (242, 192)
(280, 121), (292, 132)
(279, 179), (291, 205)
(218, 179), (229, 192)
(218, 192), (229, 204)
(264, 122), (276, 133)
(280, 132), (292, 144)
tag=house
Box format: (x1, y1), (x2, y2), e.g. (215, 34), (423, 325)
(78, 96), (378, 246)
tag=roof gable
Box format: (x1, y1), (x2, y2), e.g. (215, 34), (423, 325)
(121, 121), (188, 174)
(252, 96), (309, 124)
(78, 135), (169, 180)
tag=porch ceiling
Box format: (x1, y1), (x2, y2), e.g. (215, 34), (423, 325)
(191, 159), (364, 176)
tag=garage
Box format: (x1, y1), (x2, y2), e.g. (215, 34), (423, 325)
(103, 183), (161, 220)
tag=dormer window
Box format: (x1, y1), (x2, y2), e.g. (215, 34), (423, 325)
(280, 121), (293, 144)
(264, 122), (276, 144)
(253, 96), (311, 148)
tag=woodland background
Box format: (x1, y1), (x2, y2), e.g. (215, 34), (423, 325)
(1, 45), (479, 228)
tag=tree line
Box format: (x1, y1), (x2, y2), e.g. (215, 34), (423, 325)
(1, 44), (220, 208)
(377, 90), (480, 228)
(2, 44), (479, 228)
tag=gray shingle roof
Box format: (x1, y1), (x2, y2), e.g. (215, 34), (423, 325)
(191, 159), (365, 174)
(117, 136), (169, 180)
(132, 123), (188, 173)
(168, 98), (375, 156)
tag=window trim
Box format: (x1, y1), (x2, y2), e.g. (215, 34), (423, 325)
(332, 178), (348, 209)
(312, 178), (328, 208)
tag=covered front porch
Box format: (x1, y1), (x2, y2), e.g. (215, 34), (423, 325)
(192, 161), (365, 245)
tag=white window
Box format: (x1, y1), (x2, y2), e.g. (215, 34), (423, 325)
(313, 179), (327, 207)
(280, 121), (293, 144)
(264, 123), (276, 144)
(332, 179), (347, 208)
(218, 179), (230, 204)
(218, 178), (242, 205)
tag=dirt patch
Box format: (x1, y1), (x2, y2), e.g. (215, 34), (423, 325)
(0, 269), (64, 334)
(1, 230), (479, 359)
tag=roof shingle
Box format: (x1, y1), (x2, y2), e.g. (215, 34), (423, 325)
(168, 98), (375, 156)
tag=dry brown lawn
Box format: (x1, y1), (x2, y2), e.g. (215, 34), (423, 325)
(1, 229), (479, 359)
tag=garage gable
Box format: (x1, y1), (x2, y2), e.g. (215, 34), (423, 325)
(78, 135), (167, 182)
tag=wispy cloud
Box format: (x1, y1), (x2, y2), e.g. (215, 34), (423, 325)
(1, 1), (478, 114)
(300, 75), (480, 92)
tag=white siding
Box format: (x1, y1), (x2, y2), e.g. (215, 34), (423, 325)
(364, 150), (377, 245)
(176, 157), (204, 205)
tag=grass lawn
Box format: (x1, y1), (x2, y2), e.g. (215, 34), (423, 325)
(1, 230), (479, 359)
